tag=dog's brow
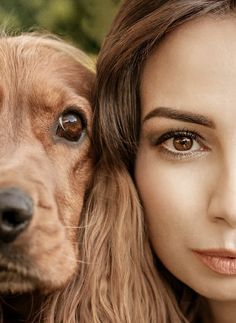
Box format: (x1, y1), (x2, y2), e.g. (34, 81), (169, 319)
(30, 86), (66, 115)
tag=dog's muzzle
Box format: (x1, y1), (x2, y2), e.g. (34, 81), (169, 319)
(0, 187), (33, 243)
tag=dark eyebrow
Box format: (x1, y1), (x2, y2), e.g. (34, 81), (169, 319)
(142, 107), (215, 128)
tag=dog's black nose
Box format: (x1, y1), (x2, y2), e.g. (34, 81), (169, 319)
(0, 188), (33, 243)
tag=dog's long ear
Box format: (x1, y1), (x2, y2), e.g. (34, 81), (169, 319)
(41, 165), (165, 323)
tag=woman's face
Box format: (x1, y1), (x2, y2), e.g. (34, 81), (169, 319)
(135, 16), (236, 302)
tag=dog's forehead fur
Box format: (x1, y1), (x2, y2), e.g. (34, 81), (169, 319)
(0, 36), (93, 114)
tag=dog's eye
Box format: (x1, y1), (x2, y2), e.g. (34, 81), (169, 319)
(56, 111), (85, 142)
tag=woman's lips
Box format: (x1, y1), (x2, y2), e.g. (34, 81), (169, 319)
(194, 249), (236, 275)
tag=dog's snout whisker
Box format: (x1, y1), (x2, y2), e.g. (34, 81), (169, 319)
(0, 187), (33, 243)
(64, 222), (97, 229)
(36, 202), (52, 210)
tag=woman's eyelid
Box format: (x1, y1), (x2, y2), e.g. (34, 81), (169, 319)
(145, 127), (207, 147)
(156, 130), (201, 145)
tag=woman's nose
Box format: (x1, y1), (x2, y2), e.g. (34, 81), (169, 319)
(208, 166), (236, 228)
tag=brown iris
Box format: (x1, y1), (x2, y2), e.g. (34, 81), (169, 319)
(57, 111), (84, 142)
(173, 136), (193, 151)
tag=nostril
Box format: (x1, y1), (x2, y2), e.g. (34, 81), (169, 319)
(0, 187), (33, 243)
(2, 209), (30, 230)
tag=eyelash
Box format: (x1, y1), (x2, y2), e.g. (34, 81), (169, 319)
(152, 128), (209, 160)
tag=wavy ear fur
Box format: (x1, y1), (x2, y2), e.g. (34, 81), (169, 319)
(42, 165), (187, 323)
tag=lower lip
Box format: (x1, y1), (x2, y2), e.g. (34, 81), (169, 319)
(195, 252), (236, 275)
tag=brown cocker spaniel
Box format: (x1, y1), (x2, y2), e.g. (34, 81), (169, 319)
(0, 33), (94, 323)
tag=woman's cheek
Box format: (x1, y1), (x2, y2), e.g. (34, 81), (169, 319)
(135, 149), (214, 250)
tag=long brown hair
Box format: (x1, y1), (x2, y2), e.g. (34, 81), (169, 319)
(64, 1), (236, 323)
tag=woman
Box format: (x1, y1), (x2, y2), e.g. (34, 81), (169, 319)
(77, 1), (236, 322)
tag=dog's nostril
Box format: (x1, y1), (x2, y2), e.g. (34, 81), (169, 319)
(2, 209), (28, 228)
(0, 188), (33, 243)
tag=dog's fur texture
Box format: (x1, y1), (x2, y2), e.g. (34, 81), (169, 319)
(0, 33), (94, 322)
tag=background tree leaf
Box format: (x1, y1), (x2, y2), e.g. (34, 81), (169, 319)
(0, 0), (121, 53)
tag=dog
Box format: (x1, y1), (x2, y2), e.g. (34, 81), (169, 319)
(0, 33), (95, 322)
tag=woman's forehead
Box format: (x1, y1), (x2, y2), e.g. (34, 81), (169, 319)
(140, 15), (236, 121)
(142, 15), (236, 85)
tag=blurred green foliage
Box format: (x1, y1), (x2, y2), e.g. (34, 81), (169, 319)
(0, 0), (121, 53)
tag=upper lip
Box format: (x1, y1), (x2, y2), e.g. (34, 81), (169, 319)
(0, 258), (30, 277)
(193, 249), (236, 258)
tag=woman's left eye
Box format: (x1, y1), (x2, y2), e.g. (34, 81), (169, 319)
(154, 130), (208, 159)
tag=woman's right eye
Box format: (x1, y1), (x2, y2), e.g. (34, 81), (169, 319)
(153, 129), (209, 160)
(162, 133), (198, 152)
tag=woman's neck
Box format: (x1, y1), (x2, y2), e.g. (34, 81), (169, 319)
(201, 298), (236, 323)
